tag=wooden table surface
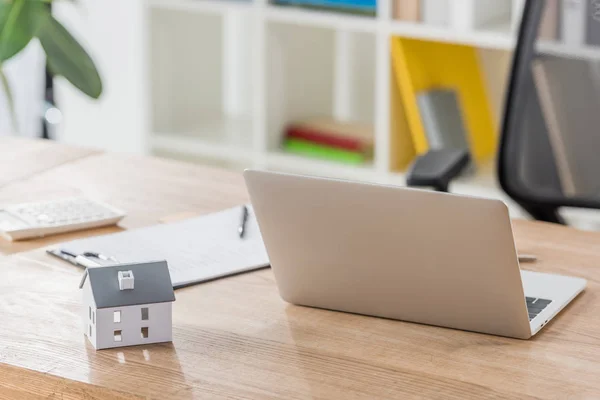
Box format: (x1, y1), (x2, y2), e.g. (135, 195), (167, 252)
(0, 137), (99, 188)
(0, 138), (599, 399)
(0, 139), (247, 255)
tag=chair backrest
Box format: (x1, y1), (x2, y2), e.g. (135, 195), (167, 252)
(498, 0), (600, 223)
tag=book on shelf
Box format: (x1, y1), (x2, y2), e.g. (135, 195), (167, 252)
(416, 88), (469, 152)
(531, 56), (600, 197)
(273, 0), (376, 14)
(283, 119), (373, 165)
(283, 139), (368, 165)
(561, 0), (585, 46)
(286, 119), (373, 154)
(393, 0), (420, 21)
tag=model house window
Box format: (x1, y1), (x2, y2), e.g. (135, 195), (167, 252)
(114, 330), (122, 342)
(141, 307), (149, 320)
(89, 325), (92, 337)
(114, 310), (121, 323)
(89, 306), (91, 320)
(92, 311), (95, 324)
(141, 327), (149, 339)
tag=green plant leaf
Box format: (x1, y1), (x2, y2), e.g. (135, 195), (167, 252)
(36, 12), (102, 99)
(0, 0), (44, 62)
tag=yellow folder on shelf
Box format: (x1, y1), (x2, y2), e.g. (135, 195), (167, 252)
(390, 37), (497, 163)
(389, 67), (416, 171)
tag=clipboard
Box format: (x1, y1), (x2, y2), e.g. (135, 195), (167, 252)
(47, 205), (270, 288)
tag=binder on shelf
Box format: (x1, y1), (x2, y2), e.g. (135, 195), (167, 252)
(393, 0), (420, 21)
(390, 67), (417, 171)
(416, 89), (469, 151)
(586, 0), (600, 45)
(391, 37), (496, 163)
(561, 0), (585, 47)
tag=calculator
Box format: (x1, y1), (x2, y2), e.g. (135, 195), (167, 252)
(0, 197), (126, 241)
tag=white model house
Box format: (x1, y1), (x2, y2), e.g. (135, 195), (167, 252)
(79, 260), (176, 350)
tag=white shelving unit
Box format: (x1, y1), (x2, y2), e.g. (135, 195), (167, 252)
(49, 0), (600, 225)
(143, 0), (524, 203)
(56, 0), (600, 217)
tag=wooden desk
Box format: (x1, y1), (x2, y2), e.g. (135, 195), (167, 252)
(0, 137), (99, 188)
(0, 140), (599, 399)
(0, 151), (247, 255)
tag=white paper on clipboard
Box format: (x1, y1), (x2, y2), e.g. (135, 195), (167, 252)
(56, 205), (269, 288)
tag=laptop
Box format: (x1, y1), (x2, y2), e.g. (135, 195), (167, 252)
(244, 170), (586, 339)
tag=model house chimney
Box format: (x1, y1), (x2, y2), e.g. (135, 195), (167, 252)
(118, 270), (135, 290)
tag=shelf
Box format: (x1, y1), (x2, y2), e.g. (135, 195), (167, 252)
(537, 41), (600, 60)
(388, 21), (515, 50)
(149, 0), (516, 50)
(148, 0), (253, 13)
(142, 0), (526, 218)
(150, 117), (255, 163)
(265, 5), (376, 33)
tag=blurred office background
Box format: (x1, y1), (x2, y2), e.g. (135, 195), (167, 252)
(2, 0), (600, 229)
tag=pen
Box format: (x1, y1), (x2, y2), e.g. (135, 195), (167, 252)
(83, 251), (118, 263)
(238, 205), (249, 239)
(55, 248), (99, 268)
(58, 248), (78, 258)
(55, 248), (118, 266)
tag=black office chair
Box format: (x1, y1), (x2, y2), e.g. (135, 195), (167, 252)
(409, 0), (600, 225)
(499, 0), (600, 224)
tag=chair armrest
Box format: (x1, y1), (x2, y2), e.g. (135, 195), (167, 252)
(406, 149), (471, 192)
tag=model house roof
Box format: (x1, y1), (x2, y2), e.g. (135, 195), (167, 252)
(79, 261), (175, 309)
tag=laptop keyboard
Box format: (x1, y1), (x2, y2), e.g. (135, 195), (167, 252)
(526, 297), (552, 321)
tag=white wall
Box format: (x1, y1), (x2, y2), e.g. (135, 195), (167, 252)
(52, 0), (147, 153)
(95, 302), (172, 350)
(0, 42), (45, 138)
